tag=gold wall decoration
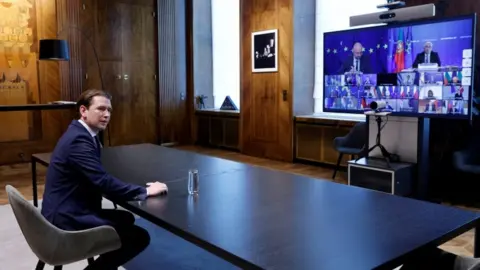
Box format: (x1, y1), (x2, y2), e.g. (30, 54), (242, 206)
(0, 0), (38, 142)
(0, 72), (29, 142)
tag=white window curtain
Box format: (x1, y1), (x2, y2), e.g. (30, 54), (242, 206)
(314, 0), (385, 116)
(211, 0), (240, 109)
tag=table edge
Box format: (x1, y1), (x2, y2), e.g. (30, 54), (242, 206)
(376, 217), (480, 270)
(117, 200), (263, 270)
(32, 154), (51, 166)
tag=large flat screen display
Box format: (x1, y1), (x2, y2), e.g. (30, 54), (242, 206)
(323, 14), (476, 118)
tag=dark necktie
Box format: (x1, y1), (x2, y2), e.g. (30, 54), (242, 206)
(355, 59), (359, 72)
(94, 135), (102, 149)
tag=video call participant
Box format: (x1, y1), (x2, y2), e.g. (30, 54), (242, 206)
(338, 42), (373, 74)
(413, 41), (442, 68)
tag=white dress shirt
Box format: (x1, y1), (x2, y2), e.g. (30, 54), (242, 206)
(78, 119), (101, 148)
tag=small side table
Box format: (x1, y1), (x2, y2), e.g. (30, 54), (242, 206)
(348, 157), (415, 196)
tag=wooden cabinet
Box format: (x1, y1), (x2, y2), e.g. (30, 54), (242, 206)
(295, 116), (358, 166)
(195, 110), (239, 150)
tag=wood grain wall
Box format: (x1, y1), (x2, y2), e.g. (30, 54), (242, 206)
(240, 0), (294, 162)
(157, 0), (191, 145)
(1, 0), (195, 164)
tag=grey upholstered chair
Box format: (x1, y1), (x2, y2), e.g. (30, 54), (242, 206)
(332, 121), (367, 179)
(6, 185), (121, 270)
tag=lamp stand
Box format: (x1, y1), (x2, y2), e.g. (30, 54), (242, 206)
(55, 26), (111, 146)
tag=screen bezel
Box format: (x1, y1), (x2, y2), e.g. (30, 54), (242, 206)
(322, 13), (477, 120)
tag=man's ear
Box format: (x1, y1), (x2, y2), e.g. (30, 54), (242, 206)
(79, 105), (87, 116)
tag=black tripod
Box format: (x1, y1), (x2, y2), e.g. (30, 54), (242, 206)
(365, 115), (392, 166)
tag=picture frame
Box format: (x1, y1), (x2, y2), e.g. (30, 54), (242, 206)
(251, 29), (278, 73)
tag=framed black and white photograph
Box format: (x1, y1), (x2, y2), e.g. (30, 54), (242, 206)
(252, 29), (278, 73)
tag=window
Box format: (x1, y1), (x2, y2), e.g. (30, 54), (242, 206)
(314, 0), (385, 118)
(211, 0), (240, 109)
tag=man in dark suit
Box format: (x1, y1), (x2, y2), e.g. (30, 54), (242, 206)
(338, 42), (373, 74)
(41, 89), (168, 269)
(413, 41), (441, 68)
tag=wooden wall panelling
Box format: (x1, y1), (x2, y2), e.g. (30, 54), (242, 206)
(1, 0), (162, 164)
(295, 119), (355, 166)
(186, 0), (196, 144)
(56, 0), (84, 101)
(195, 111), (240, 150)
(157, 0), (190, 145)
(240, 0), (294, 162)
(120, 1), (157, 145)
(92, 0), (158, 146)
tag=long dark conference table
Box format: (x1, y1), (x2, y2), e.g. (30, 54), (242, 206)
(31, 143), (480, 270)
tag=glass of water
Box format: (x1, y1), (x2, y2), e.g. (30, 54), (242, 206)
(188, 169), (199, 195)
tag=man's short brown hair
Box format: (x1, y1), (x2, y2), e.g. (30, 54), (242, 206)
(76, 89), (112, 111)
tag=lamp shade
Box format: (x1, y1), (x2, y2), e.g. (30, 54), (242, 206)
(38, 39), (70, 61)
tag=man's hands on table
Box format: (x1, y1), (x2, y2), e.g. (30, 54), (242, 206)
(146, 181), (168, 196)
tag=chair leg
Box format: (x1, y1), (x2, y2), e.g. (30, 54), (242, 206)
(35, 260), (45, 270)
(53, 266), (63, 270)
(332, 153), (343, 179)
(87, 257), (95, 265)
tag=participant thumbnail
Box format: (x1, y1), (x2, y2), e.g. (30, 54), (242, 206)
(383, 85), (399, 98)
(325, 75), (344, 87)
(443, 70), (463, 85)
(397, 72), (416, 86)
(398, 86), (419, 99)
(324, 97), (360, 110)
(420, 72), (444, 86)
(362, 74), (377, 86)
(419, 85), (442, 100)
(344, 73), (364, 86)
(397, 99), (419, 113)
(325, 86), (342, 98)
(419, 99), (441, 114)
(443, 85), (468, 100)
(442, 99), (468, 115)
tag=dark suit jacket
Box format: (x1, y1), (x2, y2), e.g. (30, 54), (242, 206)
(413, 51), (441, 68)
(41, 120), (147, 230)
(339, 55), (373, 74)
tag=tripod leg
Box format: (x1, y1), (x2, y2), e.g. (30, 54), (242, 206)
(378, 144), (391, 157)
(365, 144), (379, 159)
(378, 144), (391, 167)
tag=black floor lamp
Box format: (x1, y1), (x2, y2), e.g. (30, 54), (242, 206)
(38, 28), (111, 146)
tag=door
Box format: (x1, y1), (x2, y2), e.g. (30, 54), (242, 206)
(94, 0), (157, 146)
(240, 0), (293, 161)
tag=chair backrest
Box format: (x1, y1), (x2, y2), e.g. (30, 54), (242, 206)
(5, 185), (62, 264)
(344, 121), (367, 149)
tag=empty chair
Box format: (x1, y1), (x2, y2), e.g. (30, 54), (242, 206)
(453, 147), (480, 175)
(332, 121), (367, 179)
(5, 185), (121, 270)
(451, 140), (480, 204)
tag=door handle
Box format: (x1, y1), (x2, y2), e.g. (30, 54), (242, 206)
(115, 74), (121, 80)
(124, 74), (129, 80)
(282, 90), (287, 101)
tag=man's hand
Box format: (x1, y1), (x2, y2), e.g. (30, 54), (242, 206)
(146, 181), (168, 196)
